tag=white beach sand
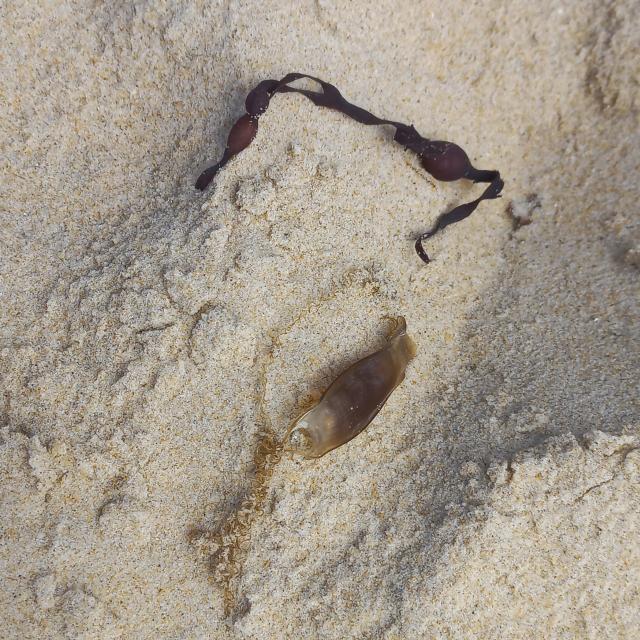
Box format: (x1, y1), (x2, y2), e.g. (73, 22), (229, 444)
(1, 1), (639, 638)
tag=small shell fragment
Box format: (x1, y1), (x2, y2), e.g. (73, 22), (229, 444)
(285, 317), (416, 458)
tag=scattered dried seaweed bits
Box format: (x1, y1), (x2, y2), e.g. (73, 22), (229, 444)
(285, 317), (416, 458)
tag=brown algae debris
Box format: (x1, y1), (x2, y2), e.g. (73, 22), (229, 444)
(195, 73), (504, 263)
(285, 316), (416, 458)
(190, 428), (283, 615)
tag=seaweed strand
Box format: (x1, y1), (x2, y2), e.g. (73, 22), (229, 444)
(195, 73), (503, 263)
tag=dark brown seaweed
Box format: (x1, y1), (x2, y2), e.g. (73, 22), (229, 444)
(195, 73), (503, 263)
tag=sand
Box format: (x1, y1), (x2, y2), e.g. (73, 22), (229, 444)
(1, 1), (639, 638)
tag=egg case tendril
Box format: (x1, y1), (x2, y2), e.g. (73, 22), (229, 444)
(195, 73), (504, 263)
